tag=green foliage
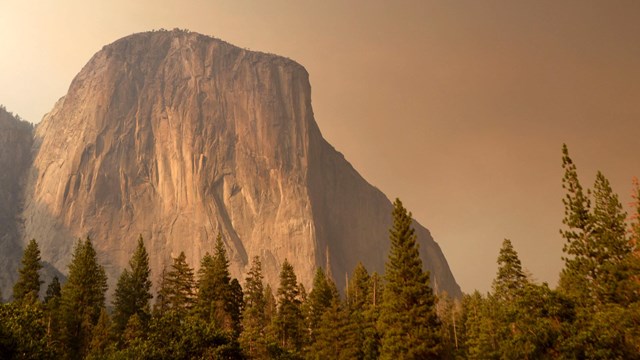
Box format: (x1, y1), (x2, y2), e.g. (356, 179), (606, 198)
(43, 276), (63, 356)
(310, 297), (359, 360)
(557, 146), (640, 357)
(86, 308), (114, 359)
(138, 310), (241, 360)
(492, 239), (527, 302)
(196, 234), (243, 335)
(156, 251), (195, 316)
(274, 259), (305, 356)
(240, 256), (268, 359)
(112, 235), (153, 337)
(44, 276), (61, 303)
(13, 239), (43, 304)
(59, 237), (108, 359)
(379, 198), (441, 359)
(304, 267), (336, 347)
(0, 302), (58, 359)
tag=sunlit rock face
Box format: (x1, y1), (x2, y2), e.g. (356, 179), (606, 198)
(16, 30), (460, 297)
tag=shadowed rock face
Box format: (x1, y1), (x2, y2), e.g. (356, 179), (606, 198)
(0, 108), (33, 296)
(10, 30), (460, 297)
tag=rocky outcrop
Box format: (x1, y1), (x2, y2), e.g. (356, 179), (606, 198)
(11, 30), (460, 297)
(0, 108), (33, 296)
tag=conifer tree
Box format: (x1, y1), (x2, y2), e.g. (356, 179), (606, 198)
(112, 235), (153, 335)
(13, 239), (43, 304)
(240, 256), (268, 359)
(311, 296), (360, 360)
(44, 276), (63, 355)
(263, 283), (278, 348)
(379, 198), (441, 359)
(196, 234), (242, 334)
(590, 172), (633, 304)
(462, 291), (499, 359)
(59, 237), (108, 359)
(87, 308), (113, 358)
(558, 144), (593, 303)
(155, 251), (195, 316)
(363, 271), (383, 360)
(122, 313), (144, 347)
(305, 267), (335, 345)
(347, 262), (370, 310)
(492, 239), (527, 301)
(346, 263), (376, 360)
(44, 276), (61, 304)
(274, 259), (304, 355)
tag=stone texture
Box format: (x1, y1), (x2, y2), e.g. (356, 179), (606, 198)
(8, 30), (460, 297)
(0, 108), (33, 296)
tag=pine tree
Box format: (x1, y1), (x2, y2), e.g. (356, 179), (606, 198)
(155, 251), (195, 316)
(590, 172), (633, 304)
(274, 259), (304, 355)
(558, 144), (593, 304)
(229, 278), (244, 334)
(87, 308), (113, 359)
(379, 198), (441, 359)
(240, 256), (268, 359)
(363, 272), (383, 360)
(462, 291), (499, 359)
(492, 239), (527, 302)
(196, 234), (241, 334)
(44, 276), (63, 355)
(556, 147), (640, 357)
(59, 237), (108, 359)
(311, 296), (360, 360)
(13, 239), (43, 304)
(347, 262), (370, 311)
(345, 262), (372, 360)
(305, 267), (335, 346)
(44, 276), (61, 304)
(112, 235), (153, 335)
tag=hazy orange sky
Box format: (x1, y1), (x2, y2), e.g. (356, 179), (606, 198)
(1, 0), (639, 293)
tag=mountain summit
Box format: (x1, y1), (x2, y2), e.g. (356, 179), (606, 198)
(4, 30), (460, 297)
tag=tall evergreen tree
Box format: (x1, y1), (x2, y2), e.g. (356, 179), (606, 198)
(240, 256), (268, 359)
(112, 235), (153, 335)
(363, 271), (383, 360)
(492, 239), (527, 301)
(379, 198), (441, 359)
(558, 144), (593, 303)
(311, 296), (360, 360)
(274, 259), (305, 355)
(87, 308), (113, 359)
(59, 237), (108, 359)
(462, 291), (499, 359)
(196, 234), (242, 334)
(557, 146), (640, 357)
(13, 239), (43, 304)
(590, 172), (633, 304)
(44, 276), (61, 304)
(44, 276), (63, 355)
(347, 262), (370, 311)
(155, 251), (195, 316)
(305, 267), (335, 346)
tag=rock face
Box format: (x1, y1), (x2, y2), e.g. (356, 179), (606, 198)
(0, 108), (33, 294)
(10, 30), (460, 297)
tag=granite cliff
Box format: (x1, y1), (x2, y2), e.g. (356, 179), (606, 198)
(0, 108), (33, 294)
(5, 30), (460, 297)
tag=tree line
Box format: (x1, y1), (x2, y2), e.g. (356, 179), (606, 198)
(1, 144), (639, 359)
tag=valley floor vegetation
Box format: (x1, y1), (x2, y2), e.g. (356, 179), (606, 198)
(1, 144), (639, 359)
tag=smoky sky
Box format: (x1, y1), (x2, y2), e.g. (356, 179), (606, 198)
(1, 0), (639, 292)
